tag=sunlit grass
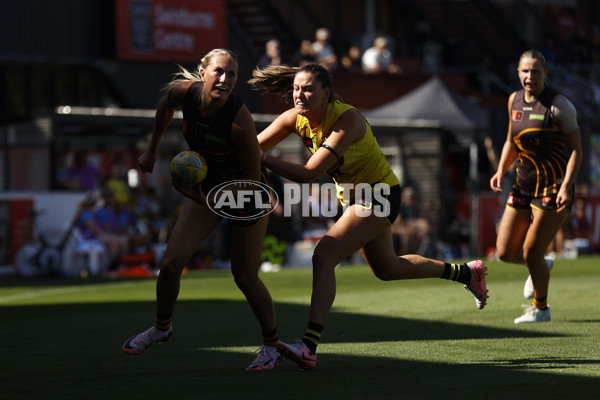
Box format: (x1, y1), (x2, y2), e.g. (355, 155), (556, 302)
(1, 256), (599, 399)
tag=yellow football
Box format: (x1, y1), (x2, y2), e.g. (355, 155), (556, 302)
(169, 151), (208, 188)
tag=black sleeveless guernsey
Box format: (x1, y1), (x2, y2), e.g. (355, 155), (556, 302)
(181, 81), (244, 192)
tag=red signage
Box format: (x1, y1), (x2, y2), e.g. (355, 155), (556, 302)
(116, 0), (226, 63)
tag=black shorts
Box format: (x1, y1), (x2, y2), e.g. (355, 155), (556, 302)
(343, 184), (401, 225)
(220, 169), (271, 228)
(507, 185), (574, 212)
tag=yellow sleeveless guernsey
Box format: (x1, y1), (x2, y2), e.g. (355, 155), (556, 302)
(295, 100), (399, 202)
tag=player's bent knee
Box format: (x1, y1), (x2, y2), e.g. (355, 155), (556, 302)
(496, 248), (518, 263)
(372, 269), (395, 281)
(232, 272), (259, 292)
(311, 250), (338, 272)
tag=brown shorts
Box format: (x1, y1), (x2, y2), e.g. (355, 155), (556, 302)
(507, 186), (574, 212)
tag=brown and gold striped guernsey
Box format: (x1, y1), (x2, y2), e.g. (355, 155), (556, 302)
(510, 87), (567, 198)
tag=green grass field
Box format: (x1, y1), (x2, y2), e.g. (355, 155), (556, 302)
(1, 256), (599, 400)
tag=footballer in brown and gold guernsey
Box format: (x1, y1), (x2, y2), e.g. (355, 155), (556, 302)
(509, 87), (569, 209)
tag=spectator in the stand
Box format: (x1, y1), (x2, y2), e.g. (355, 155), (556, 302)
(71, 193), (109, 276)
(136, 186), (168, 243)
(392, 186), (430, 255)
(94, 189), (131, 265)
(293, 40), (316, 67)
(312, 27), (338, 72)
(116, 192), (153, 254)
(103, 156), (131, 207)
(362, 36), (402, 74)
(71, 190), (128, 268)
(60, 150), (100, 191)
(73, 193), (102, 241)
(258, 38), (287, 68)
(56, 152), (70, 190)
(340, 45), (363, 72)
(571, 184), (591, 244)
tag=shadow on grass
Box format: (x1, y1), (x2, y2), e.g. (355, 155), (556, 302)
(473, 357), (600, 370)
(2, 299), (599, 400)
(566, 319), (600, 323)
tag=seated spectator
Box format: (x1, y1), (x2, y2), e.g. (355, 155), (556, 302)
(116, 193), (153, 254)
(73, 193), (99, 238)
(258, 38), (287, 68)
(136, 186), (168, 243)
(570, 184), (592, 254)
(70, 192), (109, 276)
(56, 152), (71, 190)
(341, 45), (363, 72)
(391, 186), (430, 255)
(362, 36), (402, 74)
(94, 189), (130, 266)
(60, 150), (100, 191)
(312, 27), (338, 71)
(102, 156), (131, 207)
(293, 40), (316, 67)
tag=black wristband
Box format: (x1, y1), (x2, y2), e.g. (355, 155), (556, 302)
(320, 143), (339, 160)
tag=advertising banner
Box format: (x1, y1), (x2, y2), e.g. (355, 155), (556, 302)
(116, 0), (226, 62)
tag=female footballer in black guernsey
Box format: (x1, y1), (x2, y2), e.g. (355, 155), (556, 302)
(121, 49), (284, 371)
(490, 50), (582, 324)
(249, 63), (489, 370)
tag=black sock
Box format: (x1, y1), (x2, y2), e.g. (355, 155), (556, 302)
(302, 322), (323, 354)
(441, 263), (472, 285)
(533, 296), (548, 310)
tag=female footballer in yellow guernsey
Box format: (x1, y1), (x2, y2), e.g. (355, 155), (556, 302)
(249, 64), (488, 370)
(491, 50), (582, 324)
